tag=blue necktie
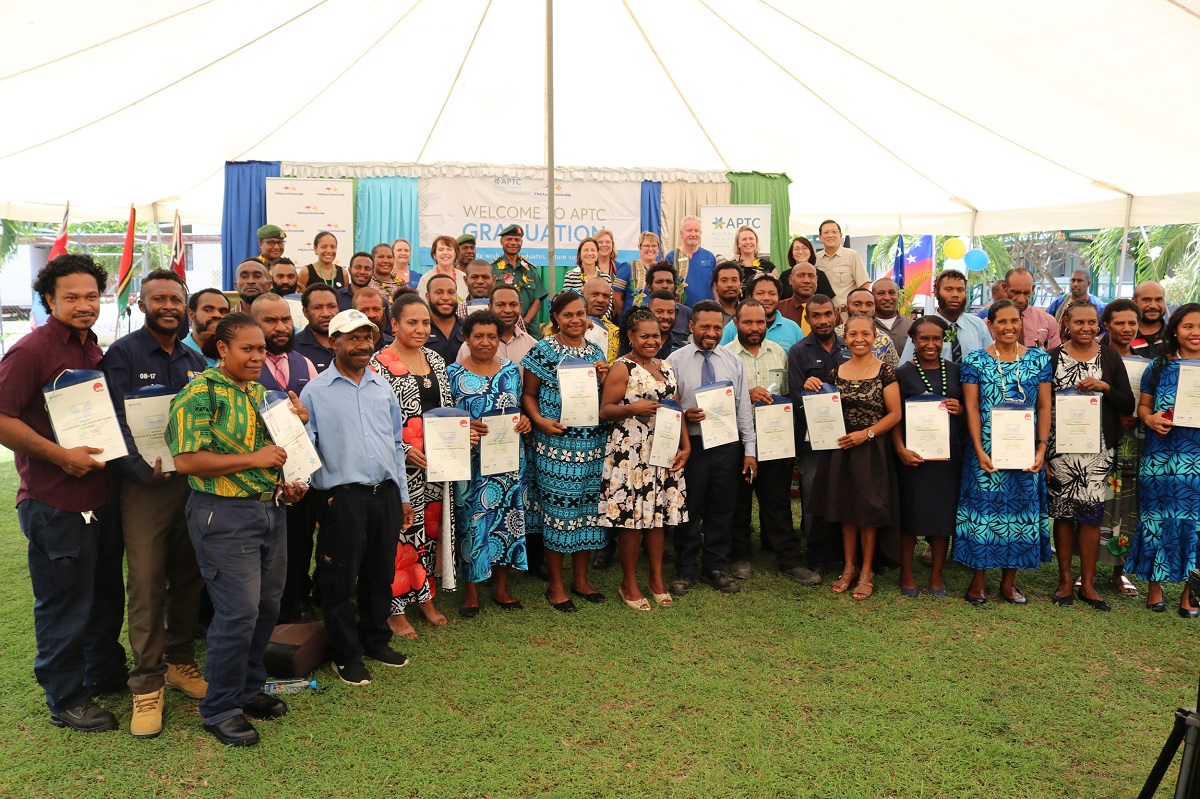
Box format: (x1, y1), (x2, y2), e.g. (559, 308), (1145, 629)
(700, 349), (716, 385)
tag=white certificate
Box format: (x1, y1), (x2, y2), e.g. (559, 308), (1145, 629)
(480, 411), (520, 477)
(905, 398), (951, 460)
(261, 396), (322, 482)
(801, 390), (846, 451)
(694, 382), (739, 449)
(1055, 392), (1102, 454)
(1122, 356), (1150, 406)
(990, 406), (1036, 470)
(124, 392), (176, 471)
(755, 401), (796, 462)
(1172, 362), (1200, 429)
(43, 371), (128, 462)
(557, 359), (600, 427)
(423, 411), (472, 482)
(466, 298), (490, 316)
(648, 404), (683, 468)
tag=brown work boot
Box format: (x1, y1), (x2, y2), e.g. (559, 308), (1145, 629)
(130, 688), (164, 739)
(165, 663), (208, 700)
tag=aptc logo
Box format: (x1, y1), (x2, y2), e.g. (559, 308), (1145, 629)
(493, 178), (522, 187)
(459, 419), (469, 427)
(712, 217), (725, 230)
(92, 382), (105, 392)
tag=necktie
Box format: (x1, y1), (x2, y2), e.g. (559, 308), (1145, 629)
(700, 349), (716, 385)
(951, 323), (963, 363)
(271, 356), (288, 388)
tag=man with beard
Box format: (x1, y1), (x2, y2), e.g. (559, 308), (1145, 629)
(102, 269), (209, 737)
(1048, 268), (1106, 320)
(582, 277), (620, 363)
(667, 216), (717, 307)
(719, 273), (803, 353)
(234, 259), (269, 314)
(252, 294), (320, 624)
(269, 258), (299, 296)
(724, 299), (815, 585)
(787, 294), (849, 577)
(778, 262), (819, 334)
(455, 284), (536, 367)
(1132, 280), (1168, 358)
(711, 262), (743, 326)
(425, 273), (466, 365)
(0, 254), (128, 733)
(300, 310), (415, 687)
(458, 259), (497, 316)
(667, 300), (757, 596)
(254, 224), (286, 269)
(872, 278), (912, 354)
(294, 284), (338, 373)
(183, 288), (230, 367)
(1004, 267), (1060, 349)
(900, 269), (992, 363)
(491, 225), (548, 336)
(352, 288), (394, 351)
(834, 288), (898, 366)
(456, 233), (477, 272)
(337, 252), (379, 312)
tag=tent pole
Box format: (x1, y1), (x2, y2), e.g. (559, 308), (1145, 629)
(1118, 194), (1132, 283)
(545, 0), (556, 296)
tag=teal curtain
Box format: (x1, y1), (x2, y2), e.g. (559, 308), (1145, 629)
(355, 176), (420, 255)
(727, 172), (792, 263)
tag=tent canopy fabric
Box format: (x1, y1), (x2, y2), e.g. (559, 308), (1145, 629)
(1, 0), (1198, 235)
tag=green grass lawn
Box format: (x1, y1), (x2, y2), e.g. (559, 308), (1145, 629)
(0, 463), (1196, 799)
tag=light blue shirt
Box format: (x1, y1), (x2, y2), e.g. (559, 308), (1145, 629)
(900, 309), (992, 364)
(300, 364), (411, 499)
(718, 313), (803, 353)
(182, 333), (219, 368)
(667, 342), (756, 456)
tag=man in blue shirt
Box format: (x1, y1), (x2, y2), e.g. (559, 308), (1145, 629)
(301, 309), (414, 688)
(667, 301), (757, 596)
(667, 216), (717, 307)
(787, 294), (849, 577)
(182, 288), (229, 367)
(103, 269), (209, 737)
(900, 269), (992, 364)
(294, 284), (338, 373)
(719, 273), (803, 352)
(1046, 268), (1106, 320)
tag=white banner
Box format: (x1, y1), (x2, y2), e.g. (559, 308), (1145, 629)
(699, 204), (772, 261)
(419, 176), (641, 267)
(265, 178), (355, 267)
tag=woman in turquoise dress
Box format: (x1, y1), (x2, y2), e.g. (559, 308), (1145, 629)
(1126, 303), (1200, 617)
(955, 300), (1053, 606)
(446, 310), (531, 617)
(521, 291), (610, 612)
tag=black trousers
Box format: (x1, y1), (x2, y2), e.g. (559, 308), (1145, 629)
(314, 483), (403, 665)
(674, 438), (741, 578)
(279, 490), (318, 620)
(730, 457), (804, 570)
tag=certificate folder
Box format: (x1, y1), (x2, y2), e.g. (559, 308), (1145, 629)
(42, 370), (128, 462)
(422, 408), (472, 482)
(123, 384), (179, 470)
(904, 393), (951, 461)
(754, 395), (795, 462)
(801, 383), (845, 451)
(556, 357), (600, 427)
(479, 408), (521, 477)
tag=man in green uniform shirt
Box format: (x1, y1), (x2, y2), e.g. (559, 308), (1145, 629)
(491, 224), (548, 339)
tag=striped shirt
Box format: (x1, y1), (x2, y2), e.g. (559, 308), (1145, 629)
(725, 338), (789, 395)
(166, 367), (278, 497)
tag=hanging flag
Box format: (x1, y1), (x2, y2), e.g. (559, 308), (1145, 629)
(170, 210), (187, 283)
(46, 202), (70, 262)
(903, 235), (934, 296)
(116, 205), (136, 316)
(892, 234), (906, 290)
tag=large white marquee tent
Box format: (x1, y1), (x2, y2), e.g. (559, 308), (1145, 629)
(1, 0), (1198, 234)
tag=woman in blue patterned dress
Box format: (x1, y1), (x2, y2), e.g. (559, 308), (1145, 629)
(521, 291), (610, 612)
(446, 310), (532, 618)
(1126, 303), (1200, 617)
(955, 300), (1053, 606)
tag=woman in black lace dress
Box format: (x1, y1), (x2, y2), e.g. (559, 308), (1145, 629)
(807, 314), (903, 600)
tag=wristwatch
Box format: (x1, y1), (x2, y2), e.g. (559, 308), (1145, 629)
(866, 429), (875, 439)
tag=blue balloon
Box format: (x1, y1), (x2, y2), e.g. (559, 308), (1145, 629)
(963, 248), (990, 271)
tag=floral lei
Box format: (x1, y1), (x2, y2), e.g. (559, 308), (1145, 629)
(494, 256), (533, 290)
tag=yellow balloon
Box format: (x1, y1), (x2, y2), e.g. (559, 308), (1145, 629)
(943, 238), (967, 260)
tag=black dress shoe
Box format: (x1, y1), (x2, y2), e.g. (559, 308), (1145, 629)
(1051, 592), (1075, 607)
(49, 701), (118, 732)
(243, 692), (287, 719)
(459, 605), (480, 618)
(669, 576), (694, 597)
(492, 598), (524, 611)
(1147, 600), (1167, 613)
(699, 571), (741, 594)
(570, 587), (606, 604)
(963, 591), (987, 606)
(545, 591), (577, 613)
(1179, 606), (1200, 619)
(1001, 590), (1028, 605)
(204, 714), (260, 746)
(1076, 589), (1111, 612)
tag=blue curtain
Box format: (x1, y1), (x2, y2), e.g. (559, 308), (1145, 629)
(640, 181), (662, 240)
(221, 160), (280, 289)
(356, 176), (420, 259)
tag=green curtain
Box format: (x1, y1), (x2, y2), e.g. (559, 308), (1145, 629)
(727, 171), (792, 264)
